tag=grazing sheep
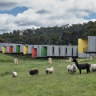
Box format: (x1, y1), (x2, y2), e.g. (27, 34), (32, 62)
(14, 58), (18, 65)
(91, 64), (96, 72)
(12, 71), (17, 78)
(72, 58), (90, 74)
(67, 64), (77, 74)
(48, 58), (52, 64)
(69, 57), (73, 63)
(28, 69), (39, 76)
(46, 67), (54, 74)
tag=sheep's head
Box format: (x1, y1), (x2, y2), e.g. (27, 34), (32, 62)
(51, 67), (54, 71)
(72, 58), (77, 62)
(28, 69), (31, 72)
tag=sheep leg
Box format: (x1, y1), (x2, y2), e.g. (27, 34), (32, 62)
(46, 70), (48, 74)
(86, 68), (90, 73)
(79, 69), (81, 74)
(86, 69), (88, 73)
(88, 69), (90, 73)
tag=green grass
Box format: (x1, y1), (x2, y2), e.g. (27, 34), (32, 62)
(0, 53), (96, 96)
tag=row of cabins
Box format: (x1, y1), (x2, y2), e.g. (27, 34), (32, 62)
(0, 36), (96, 58)
(78, 36), (96, 58)
(0, 43), (78, 58)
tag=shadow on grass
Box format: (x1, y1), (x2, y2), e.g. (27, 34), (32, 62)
(0, 72), (11, 77)
(0, 59), (13, 62)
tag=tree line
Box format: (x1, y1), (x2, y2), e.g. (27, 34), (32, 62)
(0, 21), (96, 45)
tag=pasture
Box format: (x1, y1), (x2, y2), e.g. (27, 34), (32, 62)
(0, 53), (96, 96)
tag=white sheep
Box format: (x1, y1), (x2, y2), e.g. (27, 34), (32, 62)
(48, 58), (52, 64)
(14, 58), (18, 65)
(12, 71), (17, 78)
(69, 57), (73, 63)
(46, 67), (54, 74)
(67, 64), (77, 74)
(91, 64), (96, 72)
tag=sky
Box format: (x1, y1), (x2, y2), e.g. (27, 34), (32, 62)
(0, 0), (96, 33)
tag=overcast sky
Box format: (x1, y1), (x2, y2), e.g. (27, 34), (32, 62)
(0, 0), (96, 33)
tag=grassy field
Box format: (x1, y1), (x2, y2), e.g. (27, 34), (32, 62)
(0, 53), (96, 96)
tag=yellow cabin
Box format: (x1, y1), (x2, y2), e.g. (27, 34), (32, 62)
(78, 39), (88, 53)
(2, 46), (6, 53)
(23, 46), (28, 54)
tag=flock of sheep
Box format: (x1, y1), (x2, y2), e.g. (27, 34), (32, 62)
(67, 58), (96, 74)
(12, 58), (54, 78)
(12, 57), (96, 78)
(12, 67), (54, 78)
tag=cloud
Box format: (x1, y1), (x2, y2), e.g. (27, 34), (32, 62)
(0, 0), (96, 33)
(36, 9), (50, 14)
(0, 1), (17, 10)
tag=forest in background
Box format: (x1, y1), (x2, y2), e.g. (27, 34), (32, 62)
(0, 21), (96, 45)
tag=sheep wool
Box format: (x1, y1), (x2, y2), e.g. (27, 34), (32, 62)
(14, 58), (18, 65)
(48, 58), (52, 64)
(67, 64), (77, 74)
(12, 71), (17, 78)
(46, 67), (54, 74)
(69, 57), (73, 63)
(29, 69), (39, 75)
(91, 64), (96, 72)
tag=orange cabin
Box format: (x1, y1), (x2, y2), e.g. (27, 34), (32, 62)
(9, 46), (13, 53)
(32, 48), (37, 58)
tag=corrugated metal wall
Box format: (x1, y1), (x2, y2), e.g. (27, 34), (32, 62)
(59, 46), (64, 56)
(0, 44), (2, 52)
(28, 45), (33, 54)
(13, 44), (16, 53)
(20, 44), (23, 53)
(2, 42), (95, 58)
(88, 36), (96, 52)
(73, 46), (78, 57)
(6, 45), (9, 53)
(0, 43), (78, 57)
(54, 45), (60, 56)
(1, 36), (96, 58)
(66, 46), (73, 57)
(78, 53), (90, 58)
(47, 45), (53, 57)
(37, 45), (41, 57)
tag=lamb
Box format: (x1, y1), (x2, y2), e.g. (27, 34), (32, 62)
(48, 58), (52, 64)
(91, 64), (96, 72)
(14, 58), (18, 65)
(69, 57), (73, 63)
(67, 64), (77, 74)
(28, 69), (39, 76)
(12, 71), (17, 78)
(46, 67), (54, 74)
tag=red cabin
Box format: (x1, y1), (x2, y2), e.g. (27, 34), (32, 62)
(32, 48), (37, 58)
(9, 46), (13, 53)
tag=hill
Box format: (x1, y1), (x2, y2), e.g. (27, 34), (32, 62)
(0, 21), (96, 45)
